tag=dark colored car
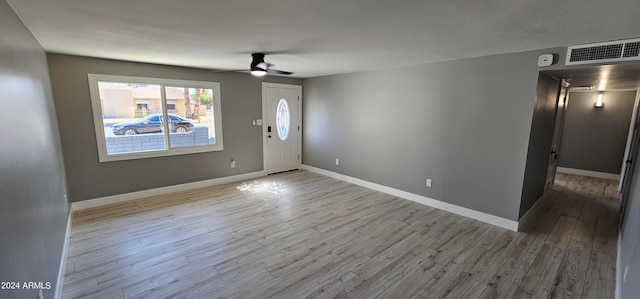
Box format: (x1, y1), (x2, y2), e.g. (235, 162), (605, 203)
(112, 113), (194, 135)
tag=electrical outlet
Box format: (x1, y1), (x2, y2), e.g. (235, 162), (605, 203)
(335, 159), (339, 165)
(231, 159), (236, 169)
(426, 179), (432, 187)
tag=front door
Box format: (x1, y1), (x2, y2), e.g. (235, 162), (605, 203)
(263, 83), (301, 174)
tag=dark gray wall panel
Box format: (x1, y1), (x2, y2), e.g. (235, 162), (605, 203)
(558, 90), (636, 174)
(47, 54), (302, 202)
(303, 49), (559, 221)
(519, 73), (560, 217)
(0, 1), (70, 298)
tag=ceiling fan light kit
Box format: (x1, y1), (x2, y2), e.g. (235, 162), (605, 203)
(250, 66), (267, 77)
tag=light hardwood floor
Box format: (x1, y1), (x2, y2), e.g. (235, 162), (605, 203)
(63, 170), (619, 298)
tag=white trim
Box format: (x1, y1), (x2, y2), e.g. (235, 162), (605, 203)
(300, 165), (519, 231)
(262, 83), (303, 174)
(556, 167), (620, 180)
(71, 171), (266, 211)
(55, 212), (72, 299)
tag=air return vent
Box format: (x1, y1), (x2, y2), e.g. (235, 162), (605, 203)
(566, 38), (640, 65)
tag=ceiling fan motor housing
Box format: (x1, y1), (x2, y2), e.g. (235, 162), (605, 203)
(251, 53), (267, 71)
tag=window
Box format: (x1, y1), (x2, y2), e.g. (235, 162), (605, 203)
(166, 101), (177, 111)
(88, 74), (223, 162)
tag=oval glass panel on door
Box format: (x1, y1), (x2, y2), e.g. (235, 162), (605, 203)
(276, 99), (290, 141)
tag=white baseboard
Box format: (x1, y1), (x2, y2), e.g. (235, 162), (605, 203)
(71, 171), (267, 211)
(55, 211), (72, 299)
(517, 192), (549, 232)
(71, 166), (520, 230)
(556, 167), (620, 180)
(300, 165), (518, 231)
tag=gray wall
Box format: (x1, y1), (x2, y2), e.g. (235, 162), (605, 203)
(0, 1), (70, 298)
(519, 73), (560, 218)
(47, 54), (302, 202)
(558, 90), (636, 174)
(303, 49), (561, 221)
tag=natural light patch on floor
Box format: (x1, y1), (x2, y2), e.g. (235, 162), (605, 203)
(236, 181), (290, 216)
(235, 181), (284, 196)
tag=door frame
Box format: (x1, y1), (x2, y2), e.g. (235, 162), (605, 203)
(541, 76), (565, 194)
(546, 80), (570, 190)
(619, 88), (640, 218)
(619, 88), (640, 191)
(262, 82), (303, 174)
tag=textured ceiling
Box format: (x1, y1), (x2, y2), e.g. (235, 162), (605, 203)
(7, 0), (640, 78)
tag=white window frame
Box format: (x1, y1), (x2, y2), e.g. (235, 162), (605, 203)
(88, 74), (224, 162)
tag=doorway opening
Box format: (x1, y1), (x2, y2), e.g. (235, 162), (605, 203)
(541, 64), (640, 205)
(520, 64), (640, 228)
(517, 64), (640, 297)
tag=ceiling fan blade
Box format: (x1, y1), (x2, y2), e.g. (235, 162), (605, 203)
(266, 69), (293, 75)
(211, 69), (247, 73)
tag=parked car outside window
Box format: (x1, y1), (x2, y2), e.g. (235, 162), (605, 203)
(112, 113), (195, 135)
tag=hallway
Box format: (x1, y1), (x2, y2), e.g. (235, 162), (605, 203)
(518, 172), (619, 298)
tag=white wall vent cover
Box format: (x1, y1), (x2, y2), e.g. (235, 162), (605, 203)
(566, 38), (640, 66)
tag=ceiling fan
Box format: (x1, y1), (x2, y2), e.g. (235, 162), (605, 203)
(249, 53), (293, 76)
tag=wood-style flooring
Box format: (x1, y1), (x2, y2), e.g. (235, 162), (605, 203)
(62, 170), (619, 298)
